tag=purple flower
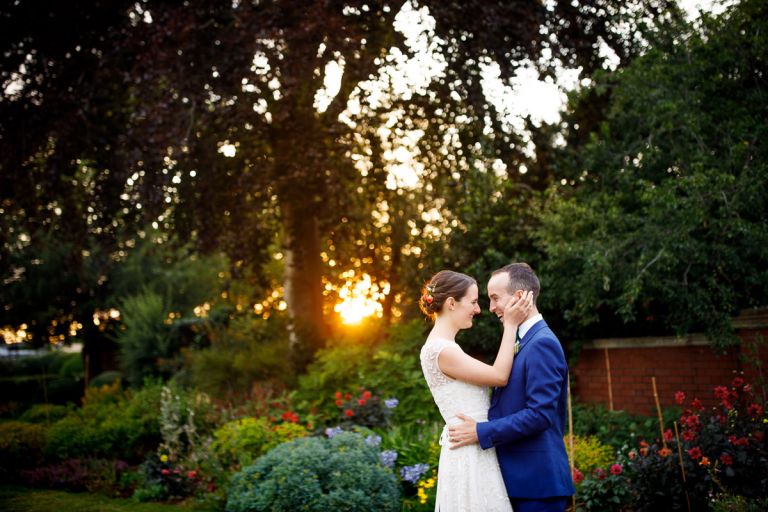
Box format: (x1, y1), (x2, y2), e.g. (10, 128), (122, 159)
(379, 450), (398, 469)
(365, 435), (382, 447)
(400, 463), (429, 483)
(384, 398), (399, 409)
(325, 426), (343, 438)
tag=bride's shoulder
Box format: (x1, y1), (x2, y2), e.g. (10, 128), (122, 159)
(421, 337), (457, 353)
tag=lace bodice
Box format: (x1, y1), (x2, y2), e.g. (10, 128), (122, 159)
(419, 338), (491, 424)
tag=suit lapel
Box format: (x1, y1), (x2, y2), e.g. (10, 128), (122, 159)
(516, 319), (547, 355)
(490, 320), (548, 408)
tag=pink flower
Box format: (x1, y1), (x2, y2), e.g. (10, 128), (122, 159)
(610, 464), (623, 476)
(664, 429), (674, 442)
(674, 391), (686, 405)
(161, 469), (170, 475)
(572, 469), (584, 484)
(594, 468), (606, 480)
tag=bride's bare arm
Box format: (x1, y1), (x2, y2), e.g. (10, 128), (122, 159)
(437, 291), (533, 387)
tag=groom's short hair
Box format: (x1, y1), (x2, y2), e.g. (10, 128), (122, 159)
(492, 262), (540, 304)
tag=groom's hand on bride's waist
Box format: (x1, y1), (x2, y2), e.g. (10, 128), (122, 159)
(448, 413), (478, 449)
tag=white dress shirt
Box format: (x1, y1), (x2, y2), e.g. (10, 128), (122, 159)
(517, 313), (543, 341)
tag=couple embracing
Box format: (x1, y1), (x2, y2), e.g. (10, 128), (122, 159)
(419, 263), (575, 512)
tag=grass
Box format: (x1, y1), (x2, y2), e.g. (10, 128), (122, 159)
(0, 486), (212, 512)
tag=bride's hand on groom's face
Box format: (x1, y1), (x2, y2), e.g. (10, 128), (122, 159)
(503, 290), (533, 327)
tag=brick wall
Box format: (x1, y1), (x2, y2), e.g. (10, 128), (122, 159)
(570, 310), (768, 416)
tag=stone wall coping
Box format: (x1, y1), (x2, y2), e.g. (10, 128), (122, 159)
(581, 308), (768, 350)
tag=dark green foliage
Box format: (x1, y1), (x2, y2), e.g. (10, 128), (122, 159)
(572, 401), (681, 449)
(183, 315), (292, 396)
(0, 421), (47, 474)
(539, 0), (768, 347)
(296, 320), (440, 426)
(226, 432), (400, 512)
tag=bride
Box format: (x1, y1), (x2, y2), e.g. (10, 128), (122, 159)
(419, 270), (532, 512)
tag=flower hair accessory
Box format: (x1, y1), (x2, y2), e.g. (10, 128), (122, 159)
(422, 284), (435, 305)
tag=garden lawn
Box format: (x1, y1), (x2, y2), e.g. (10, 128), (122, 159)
(0, 486), (210, 512)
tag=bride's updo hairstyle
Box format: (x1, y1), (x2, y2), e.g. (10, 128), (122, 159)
(419, 270), (477, 319)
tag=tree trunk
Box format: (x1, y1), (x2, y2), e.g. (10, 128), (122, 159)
(280, 197), (327, 370)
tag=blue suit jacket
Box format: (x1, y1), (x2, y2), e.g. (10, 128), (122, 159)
(476, 319), (575, 499)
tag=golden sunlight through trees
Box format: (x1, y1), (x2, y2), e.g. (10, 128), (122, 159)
(333, 272), (388, 325)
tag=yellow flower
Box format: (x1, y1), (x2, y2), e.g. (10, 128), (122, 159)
(160, 454), (169, 462)
(417, 487), (428, 504)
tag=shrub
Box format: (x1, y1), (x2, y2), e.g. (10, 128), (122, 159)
(18, 403), (72, 424)
(574, 462), (633, 512)
(567, 434), (616, 474)
(43, 382), (163, 461)
(625, 375), (768, 510)
(295, 320), (439, 427)
(226, 432), (400, 512)
(572, 401), (679, 449)
(185, 314), (293, 396)
(211, 417), (275, 469)
(0, 421), (47, 473)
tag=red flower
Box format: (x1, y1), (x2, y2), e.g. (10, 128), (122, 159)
(594, 468), (606, 480)
(335, 391), (342, 399)
(682, 430), (696, 442)
(610, 464), (623, 476)
(362, 390), (372, 400)
(674, 391), (686, 405)
(753, 431), (765, 443)
(732, 376), (745, 389)
(358, 399), (367, 406)
(747, 403), (764, 418)
(572, 469), (584, 484)
(664, 429), (673, 442)
(688, 447), (702, 460)
(687, 415), (701, 430)
(732, 436), (749, 447)
(187, 470), (198, 479)
(722, 399), (733, 410)
(425, 295), (433, 304)
(720, 453), (733, 466)
(281, 411), (299, 423)
(161, 469), (170, 475)
(344, 393), (352, 401)
(344, 409), (354, 417)
(335, 399), (344, 407)
(691, 398), (703, 411)
(714, 386), (729, 399)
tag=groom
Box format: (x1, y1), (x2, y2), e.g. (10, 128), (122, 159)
(448, 263), (575, 512)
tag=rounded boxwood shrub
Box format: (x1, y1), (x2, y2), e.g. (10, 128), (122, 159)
(226, 432), (400, 512)
(212, 417), (275, 469)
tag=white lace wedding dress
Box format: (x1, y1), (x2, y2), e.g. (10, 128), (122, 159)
(420, 337), (513, 512)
